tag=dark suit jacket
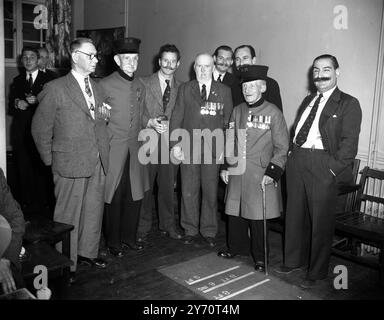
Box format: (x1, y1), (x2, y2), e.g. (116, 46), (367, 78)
(0, 168), (25, 270)
(170, 80), (233, 160)
(31, 72), (110, 178)
(140, 72), (182, 126)
(291, 87), (362, 185)
(221, 72), (243, 107)
(264, 77), (283, 112)
(9, 70), (55, 149)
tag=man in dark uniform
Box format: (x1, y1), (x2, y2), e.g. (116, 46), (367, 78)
(218, 65), (289, 271)
(137, 44), (183, 242)
(9, 46), (56, 215)
(213, 45), (243, 107)
(234, 45), (283, 112)
(100, 38), (149, 257)
(275, 54), (362, 288)
(170, 53), (232, 247)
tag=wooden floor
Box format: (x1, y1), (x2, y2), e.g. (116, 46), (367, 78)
(50, 210), (384, 300)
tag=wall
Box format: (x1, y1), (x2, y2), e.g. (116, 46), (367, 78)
(128, 0), (384, 166)
(83, 0), (126, 30)
(1, 2), (6, 173)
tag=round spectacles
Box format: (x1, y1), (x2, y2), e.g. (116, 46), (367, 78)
(76, 50), (100, 61)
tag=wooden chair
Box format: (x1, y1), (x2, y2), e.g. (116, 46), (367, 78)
(333, 166), (384, 285)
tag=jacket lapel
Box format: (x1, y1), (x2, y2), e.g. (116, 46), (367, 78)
(292, 93), (316, 131)
(191, 80), (203, 103)
(149, 73), (163, 108)
(319, 87), (341, 129)
(65, 73), (93, 119)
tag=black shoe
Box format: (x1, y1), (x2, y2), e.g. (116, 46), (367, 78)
(217, 251), (237, 259)
(108, 247), (124, 257)
(161, 230), (183, 240)
(183, 235), (195, 245)
(274, 265), (304, 274)
(136, 234), (147, 243)
(77, 256), (107, 269)
(122, 241), (144, 251)
(254, 261), (266, 272)
(204, 237), (216, 247)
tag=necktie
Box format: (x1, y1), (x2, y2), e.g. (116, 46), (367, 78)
(217, 74), (222, 82)
(84, 77), (95, 111)
(295, 93), (323, 146)
(28, 73), (33, 91)
(201, 84), (207, 101)
(163, 79), (171, 111)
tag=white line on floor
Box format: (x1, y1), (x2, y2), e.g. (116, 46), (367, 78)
(185, 266), (240, 285)
(203, 271), (255, 293)
(219, 278), (271, 300)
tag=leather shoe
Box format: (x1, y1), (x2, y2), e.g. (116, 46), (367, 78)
(183, 235), (195, 245)
(254, 261), (266, 272)
(204, 237), (216, 247)
(122, 241), (144, 251)
(160, 230), (183, 240)
(108, 247), (124, 257)
(77, 256), (107, 269)
(217, 251), (237, 259)
(274, 265), (304, 274)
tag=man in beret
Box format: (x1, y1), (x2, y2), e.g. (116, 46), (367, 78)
(218, 65), (289, 272)
(99, 37), (149, 257)
(32, 38), (110, 275)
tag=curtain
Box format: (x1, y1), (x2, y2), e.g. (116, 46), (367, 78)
(45, 0), (72, 68)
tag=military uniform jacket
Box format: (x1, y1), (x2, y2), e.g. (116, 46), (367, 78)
(31, 73), (110, 178)
(170, 79), (233, 162)
(225, 100), (289, 220)
(99, 71), (149, 203)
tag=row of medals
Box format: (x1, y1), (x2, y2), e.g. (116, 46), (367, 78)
(247, 114), (272, 130)
(200, 102), (224, 116)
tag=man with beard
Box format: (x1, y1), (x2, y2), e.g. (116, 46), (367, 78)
(213, 45), (243, 107)
(234, 45), (283, 111)
(99, 38), (149, 257)
(275, 54), (362, 289)
(137, 44), (183, 242)
(170, 53), (232, 246)
(32, 38), (110, 275)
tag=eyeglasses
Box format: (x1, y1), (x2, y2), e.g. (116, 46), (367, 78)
(76, 50), (100, 61)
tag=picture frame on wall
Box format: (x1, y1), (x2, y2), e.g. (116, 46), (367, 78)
(77, 26), (125, 78)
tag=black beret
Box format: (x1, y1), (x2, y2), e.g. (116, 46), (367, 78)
(113, 37), (141, 54)
(239, 65), (269, 83)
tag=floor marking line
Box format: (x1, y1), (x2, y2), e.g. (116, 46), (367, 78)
(219, 278), (271, 300)
(203, 272), (255, 293)
(185, 266), (240, 285)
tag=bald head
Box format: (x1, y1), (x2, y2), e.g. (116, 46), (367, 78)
(194, 53), (214, 83)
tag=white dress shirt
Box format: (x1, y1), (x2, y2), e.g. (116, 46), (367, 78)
(158, 71), (173, 95)
(26, 69), (39, 84)
(213, 68), (225, 82)
(294, 86), (337, 149)
(71, 70), (96, 119)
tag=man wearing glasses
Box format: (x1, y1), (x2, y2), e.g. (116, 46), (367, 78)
(32, 38), (111, 281)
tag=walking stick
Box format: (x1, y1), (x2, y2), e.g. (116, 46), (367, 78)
(262, 185), (268, 276)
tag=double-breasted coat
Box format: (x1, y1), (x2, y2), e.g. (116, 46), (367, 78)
(99, 71), (149, 203)
(225, 100), (289, 220)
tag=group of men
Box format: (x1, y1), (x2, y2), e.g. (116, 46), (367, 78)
(4, 35), (362, 291)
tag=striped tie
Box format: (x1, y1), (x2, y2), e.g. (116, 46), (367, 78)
(84, 77), (95, 111)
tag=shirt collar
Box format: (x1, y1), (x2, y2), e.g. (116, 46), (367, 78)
(71, 69), (89, 84)
(158, 70), (173, 85)
(213, 68), (225, 81)
(317, 85), (337, 100)
(26, 69), (39, 79)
